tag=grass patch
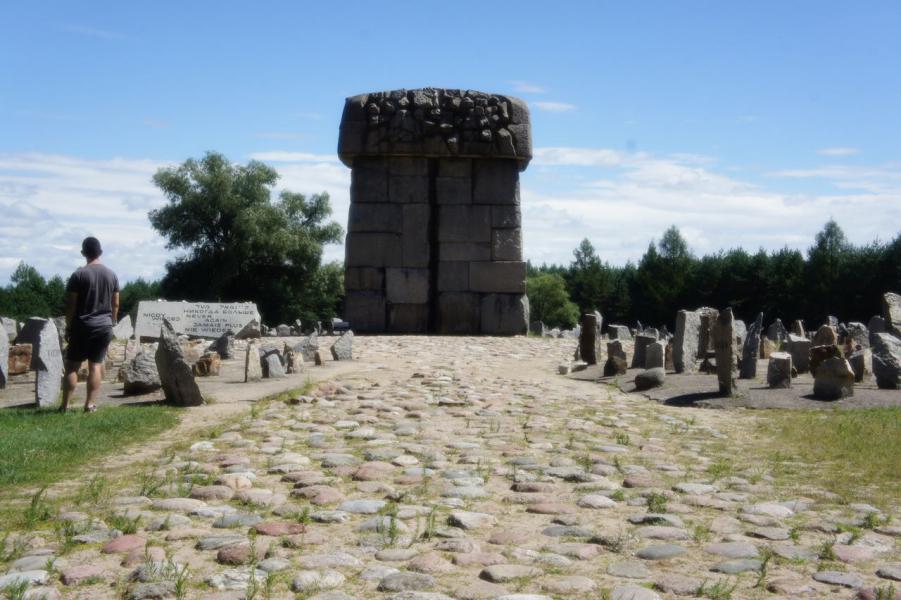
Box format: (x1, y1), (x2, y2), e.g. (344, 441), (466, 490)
(754, 407), (901, 508)
(0, 405), (180, 490)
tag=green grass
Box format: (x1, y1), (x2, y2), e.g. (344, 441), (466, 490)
(756, 406), (901, 508)
(0, 405), (180, 490)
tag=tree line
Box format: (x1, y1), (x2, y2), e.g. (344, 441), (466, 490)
(527, 221), (901, 331)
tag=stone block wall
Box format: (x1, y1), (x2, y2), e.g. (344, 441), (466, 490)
(339, 88), (531, 335)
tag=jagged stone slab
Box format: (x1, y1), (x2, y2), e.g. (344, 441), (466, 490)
(155, 319), (203, 406)
(123, 351), (161, 395)
(34, 318), (62, 407)
(331, 331), (354, 361)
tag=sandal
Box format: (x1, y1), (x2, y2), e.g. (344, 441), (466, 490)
(84, 404), (97, 413)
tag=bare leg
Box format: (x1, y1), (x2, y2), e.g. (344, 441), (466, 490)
(85, 362), (103, 410)
(60, 362), (79, 412)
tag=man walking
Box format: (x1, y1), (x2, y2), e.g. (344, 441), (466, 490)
(60, 237), (120, 412)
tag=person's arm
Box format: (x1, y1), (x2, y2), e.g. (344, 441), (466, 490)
(111, 292), (120, 323)
(65, 292), (77, 330)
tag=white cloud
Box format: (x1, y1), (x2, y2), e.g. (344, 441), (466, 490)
(3, 147), (898, 291)
(817, 147), (860, 157)
(534, 101), (577, 113)
(508, 81), (547, 94)
(522, 148), (901, 266)
(59, 24), (126, 40)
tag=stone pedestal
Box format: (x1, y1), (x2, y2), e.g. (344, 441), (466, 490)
(339, 88), (531, 335)
(673, 309), (700, 373)
(767, 352), (792, 388)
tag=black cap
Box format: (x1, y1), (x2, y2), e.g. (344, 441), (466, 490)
(81, 237), (102, 259)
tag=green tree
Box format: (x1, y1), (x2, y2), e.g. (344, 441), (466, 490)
(527, 273), (579, 328)
(804, 219), (850, 322)
(119, 278), (163, 321)
(567, 238), (613, 314)
(0, 262), (66, 321)
(150, 152), (344, 324)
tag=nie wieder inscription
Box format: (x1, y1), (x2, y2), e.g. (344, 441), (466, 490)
(135, 301), (260, 339)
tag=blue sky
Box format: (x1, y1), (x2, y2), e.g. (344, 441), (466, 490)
(2, 1), (900, 283)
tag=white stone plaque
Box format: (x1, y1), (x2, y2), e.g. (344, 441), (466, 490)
(135, 301), (260, 339)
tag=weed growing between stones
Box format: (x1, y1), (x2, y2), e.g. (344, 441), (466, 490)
(23, 487), (53, 529)
(645, 492), (668, 514)
(696, 578), (737, 600)
(107, 512), (141, 534)
(0, 580), (29, 600)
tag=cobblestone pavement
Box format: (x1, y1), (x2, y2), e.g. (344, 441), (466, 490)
(1, 336), (898, 599)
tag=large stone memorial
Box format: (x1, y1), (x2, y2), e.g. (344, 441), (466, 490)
(135, 301), (260, 339)
(34, 319), (63, 407)
(338, 88), (531, 334)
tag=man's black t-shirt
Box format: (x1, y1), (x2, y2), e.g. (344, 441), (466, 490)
(67, 264), (119, 330)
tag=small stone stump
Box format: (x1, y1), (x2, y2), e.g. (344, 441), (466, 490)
(123, 351), (161, 395)
(635, 367), (665, 391)
(766, 352), (792, 388)
(604, 341), (628, 376)
(813, 357), (855, 400)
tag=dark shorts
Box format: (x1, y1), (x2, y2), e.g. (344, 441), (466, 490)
(66, 325), (114, 364)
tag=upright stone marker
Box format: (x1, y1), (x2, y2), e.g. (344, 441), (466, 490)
(245, 342), (262, 383)
(673, 309), (700, 373)
(155, 319), (203, 406)
(0, 321), (8, 389)
(579, 313), (600, 365)
(712, 308), (737, 396)
(331, 331), (354, 361)
(739, 312), (763, 379)
(787, 334), (811, 373)
(338, 88), (531, 335)
(135, 301), (260, 339)
(631, 334), (656, 369)
(812, 324), (837, 347)
(872, 332), (901, 389)
(767, 352), (792, 388)
(882, 292), (901, 337)
(1, 316), (17, 342)
(34, 319), (62, 407)
(645, 340), (665, 369)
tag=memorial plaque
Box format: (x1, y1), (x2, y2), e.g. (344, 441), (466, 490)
(135, 301), (260, 339)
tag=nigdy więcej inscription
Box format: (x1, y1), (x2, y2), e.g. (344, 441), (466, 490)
(338, 88), (531, 335)
(134, 301), (260, 339)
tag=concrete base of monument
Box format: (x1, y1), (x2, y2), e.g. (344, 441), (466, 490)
(570, 360), (900, 410)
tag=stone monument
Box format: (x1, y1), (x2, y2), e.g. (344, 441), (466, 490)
(338, 88), (531, 334)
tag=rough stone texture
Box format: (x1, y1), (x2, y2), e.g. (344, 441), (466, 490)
(813, 324), (838, 346)
(480, 294), (528, 335)
(34, 318), (62, 407)
(209, 331), (235, 359)
(635, 367), (665, 391)
(579, 313), (599, 365)
(295, 333), (319, 362)
(697, 308), (718, 357)
(645, 340), (665, 369)
(261, 348), (286, 379)
(787, 334), (811, 373)
(155, 320), (203, 406)
(123, 351), (161, 395)
(608, 324), (632, 341)
(883, 291), (901, 337)
(235, 319), (261, 340)
(848, 349), (867, 382)
(0, 323), (7, 389)
(712, 308), (737, 396)
(245, 342), (262, 383)
(339, 88), (530, 334)
(8, 343), (31, 375)
(193, 352), (221, 377)
(810, 344), (841, 376)
(766, 352), (792, 388)
(872, 332), (901, 389)
(673, 310), (699, 373)
(1, 315), (16, 342)
(604, 341), (628, 376)
(331, 331), (354, 361)
(813, 357), (855, 399)
(112, 315), (134, 340)
(845, 321), (869, 348)
(630, 334), (656, 369)
(766, 318), (788, 344)
(739, 313), (763, 379)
